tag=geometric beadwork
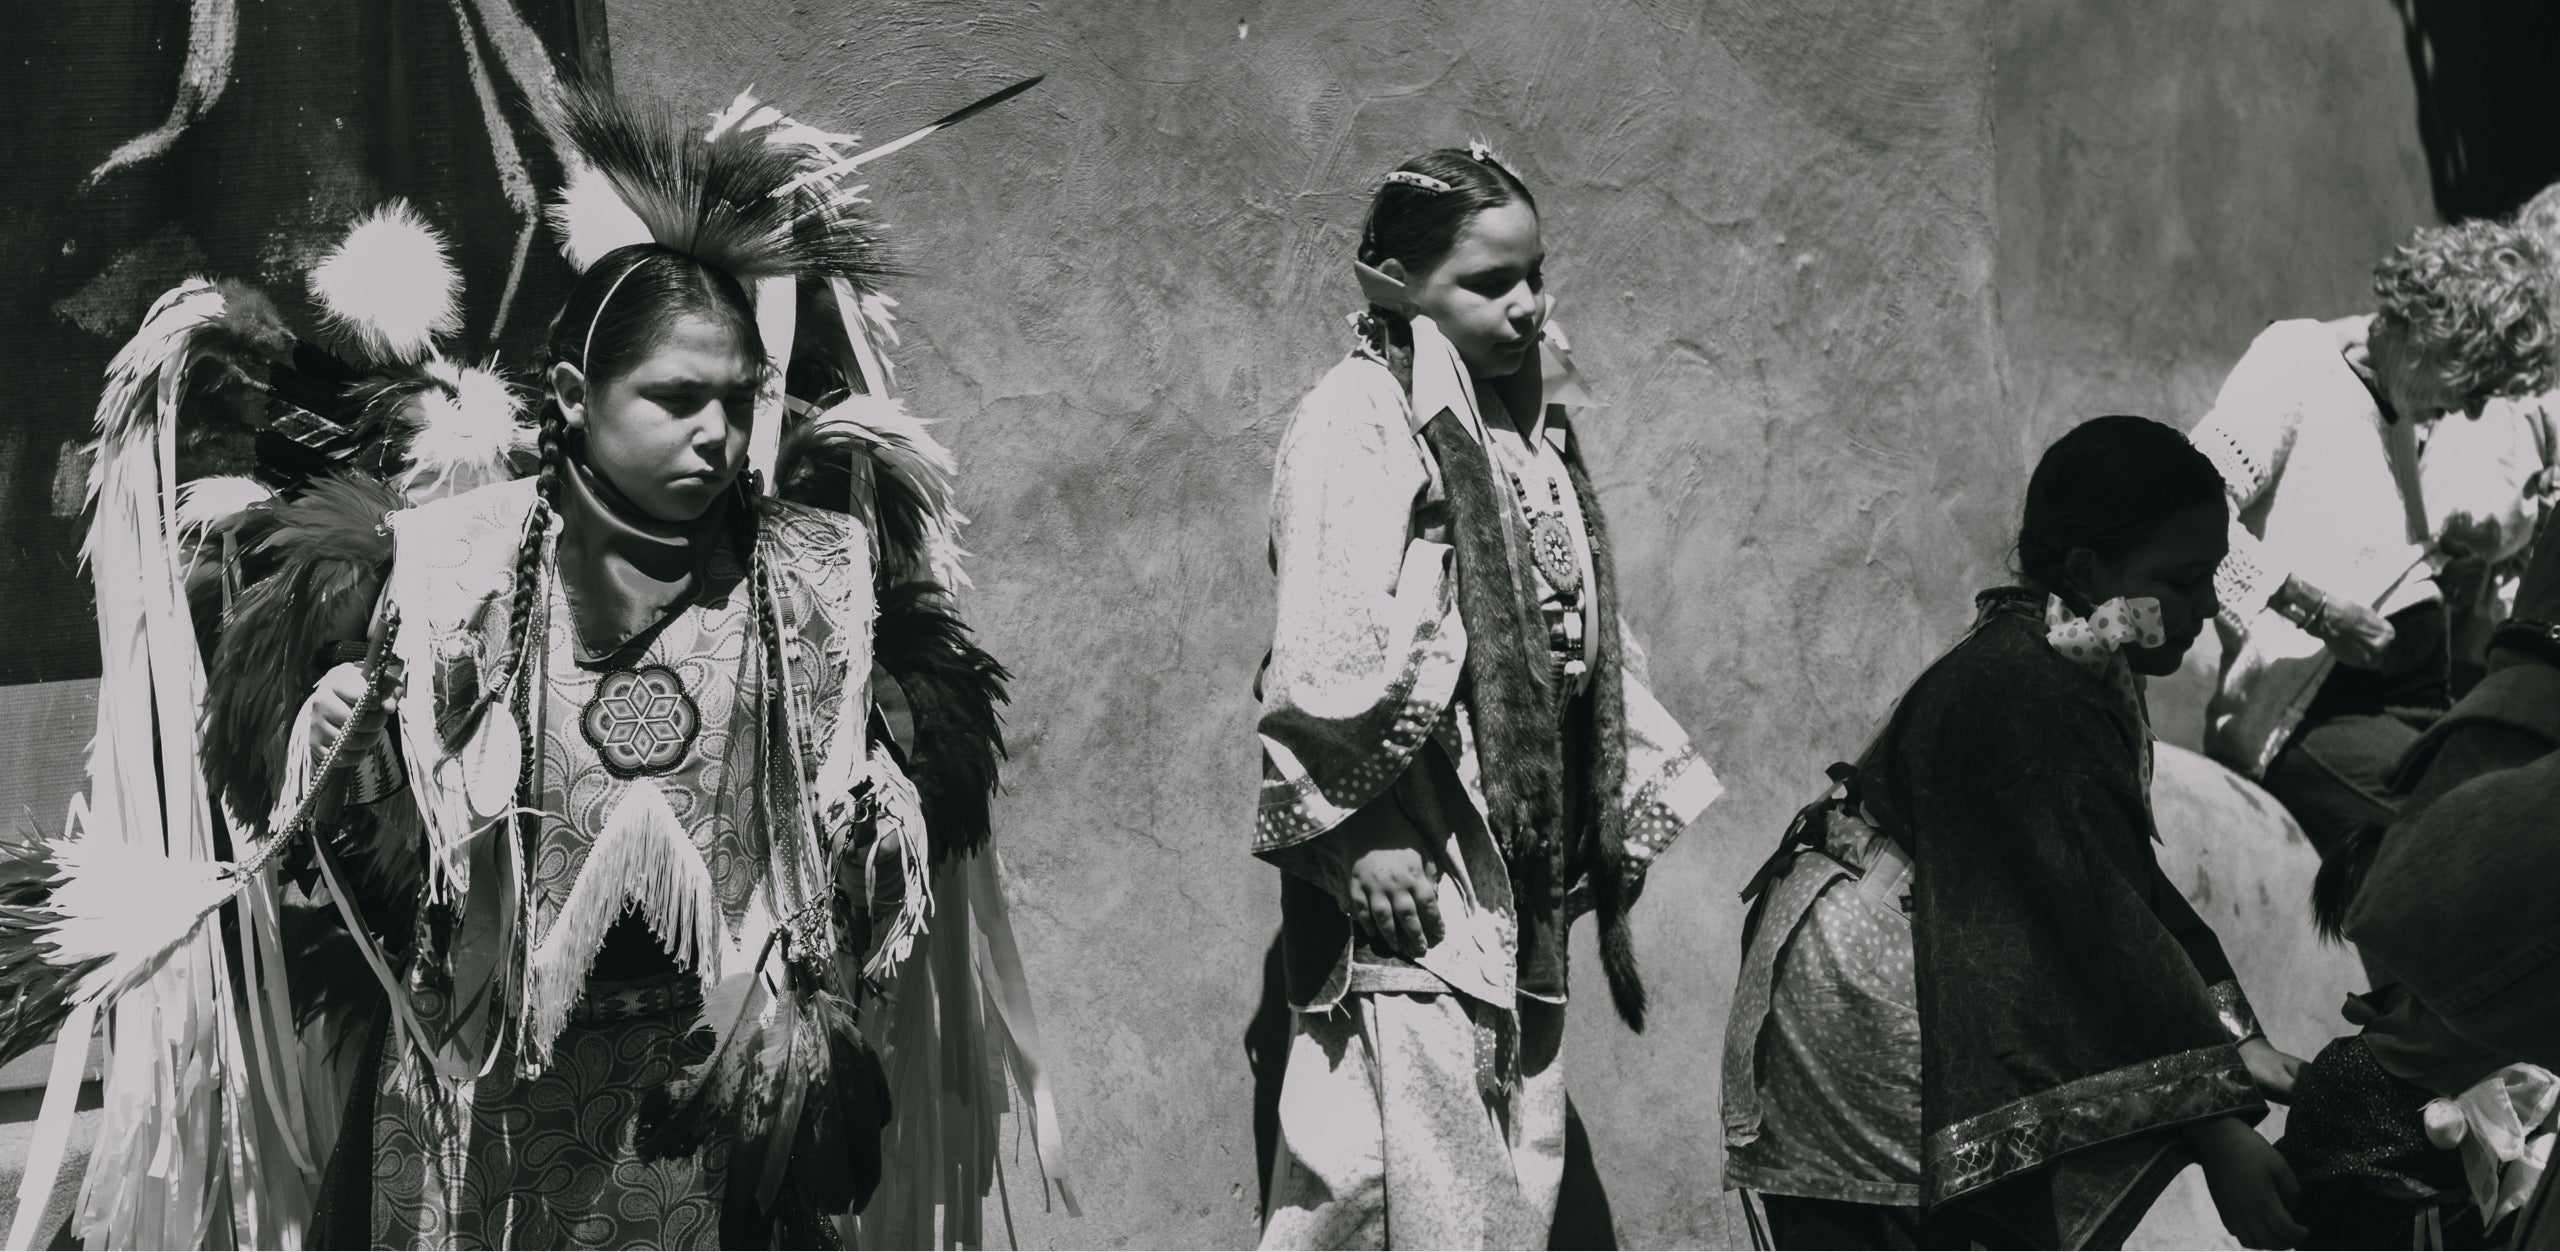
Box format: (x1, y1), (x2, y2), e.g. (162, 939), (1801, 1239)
(579, 663), (701, 778)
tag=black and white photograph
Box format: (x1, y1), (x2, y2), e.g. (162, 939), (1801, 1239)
(1, 1), (2558, 1248)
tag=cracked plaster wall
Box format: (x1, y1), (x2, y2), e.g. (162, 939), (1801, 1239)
(607, 2), (2428, 1246)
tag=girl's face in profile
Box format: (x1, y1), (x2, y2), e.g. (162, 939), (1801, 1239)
(2074, 500), (2230, 677)
(553, 311), (759, 522)
(1389, 199), (1550, 379)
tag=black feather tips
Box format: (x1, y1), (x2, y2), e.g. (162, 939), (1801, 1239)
(873, 581), (1010, 865)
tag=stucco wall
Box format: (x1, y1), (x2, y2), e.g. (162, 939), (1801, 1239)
(0, 0), (2463, 1246)
(615, 2), (2003, 1246)
(1991, 0), (2439, 750)
(607, 1), (2427, 1248)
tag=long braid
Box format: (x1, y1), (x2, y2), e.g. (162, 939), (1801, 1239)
(511, 406), (568, 672)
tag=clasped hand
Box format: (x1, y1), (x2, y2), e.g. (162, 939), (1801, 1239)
(1336, 799), (1446, 959)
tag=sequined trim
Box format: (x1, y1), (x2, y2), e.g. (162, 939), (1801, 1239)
(2208, 979), (2261, 1043)
(1255, 603), (1463, 852)
(1922, 1043), (2258, 1206)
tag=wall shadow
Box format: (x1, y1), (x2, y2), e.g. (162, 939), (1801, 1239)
(2396, 0), (2560, 221)
(1245, 929), (1619, 1246)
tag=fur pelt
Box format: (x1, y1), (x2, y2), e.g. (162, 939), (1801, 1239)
(1414, 399), (1650, 1033)
(1418, 412), (1564, 874)
(1566, 438), (1648, 1031)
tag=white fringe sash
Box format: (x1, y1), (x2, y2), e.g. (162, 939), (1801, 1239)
(521, 779), (723, 1060)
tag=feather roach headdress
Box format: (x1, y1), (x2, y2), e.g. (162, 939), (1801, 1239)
(547, 84), (895, 286)
(6, 73), (1064, 1252)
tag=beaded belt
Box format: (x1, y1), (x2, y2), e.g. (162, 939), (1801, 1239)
(570, 972), (703, 1025)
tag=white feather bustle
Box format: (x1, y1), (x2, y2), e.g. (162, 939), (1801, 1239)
(308, 201), (463, 365)
(396, 359), (534, 502)
(43, 817), (237, 1006)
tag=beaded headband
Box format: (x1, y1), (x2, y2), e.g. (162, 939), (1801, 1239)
(1378, 140), (1515, 197)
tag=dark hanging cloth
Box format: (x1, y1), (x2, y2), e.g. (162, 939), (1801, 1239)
(0, 0), (595, 685)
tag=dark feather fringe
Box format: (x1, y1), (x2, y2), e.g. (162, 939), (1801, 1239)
(638, 982), (891, 1234)
(279, 806), (424, 1049)
(548, 83), (899, 287)
(277, 898), (385, 1058)
(200, 471), (403, 833)
(1566, 433), (1646, 1032)
(0, 824), (100, 1071)
(873, 582), (1009, 864)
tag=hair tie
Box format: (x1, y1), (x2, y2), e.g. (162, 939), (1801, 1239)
(2045, 594), (2165, 669)
(1384, 170), (1452, 194)
(1467, 139), (1510, 171)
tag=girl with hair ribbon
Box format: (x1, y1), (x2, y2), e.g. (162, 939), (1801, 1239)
(1723, 416), (2309, 1250)
(1252, 145), (1722, 1250)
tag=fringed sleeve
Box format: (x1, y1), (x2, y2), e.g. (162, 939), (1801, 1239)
(1254, 357), (1465, 894)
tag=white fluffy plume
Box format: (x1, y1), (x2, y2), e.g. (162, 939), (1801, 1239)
(801, 390), (971, 589)
(394, 358), (534, 501)
(549, 157), (653, 273)
(309, 200), (463, 364)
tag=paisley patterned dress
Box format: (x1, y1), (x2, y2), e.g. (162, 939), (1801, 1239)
(366, 478), (876, 1250)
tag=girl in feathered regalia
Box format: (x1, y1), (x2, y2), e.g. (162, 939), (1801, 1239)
(1253, 146), (1722, 1250)
(0, 80), (1065, 1250)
